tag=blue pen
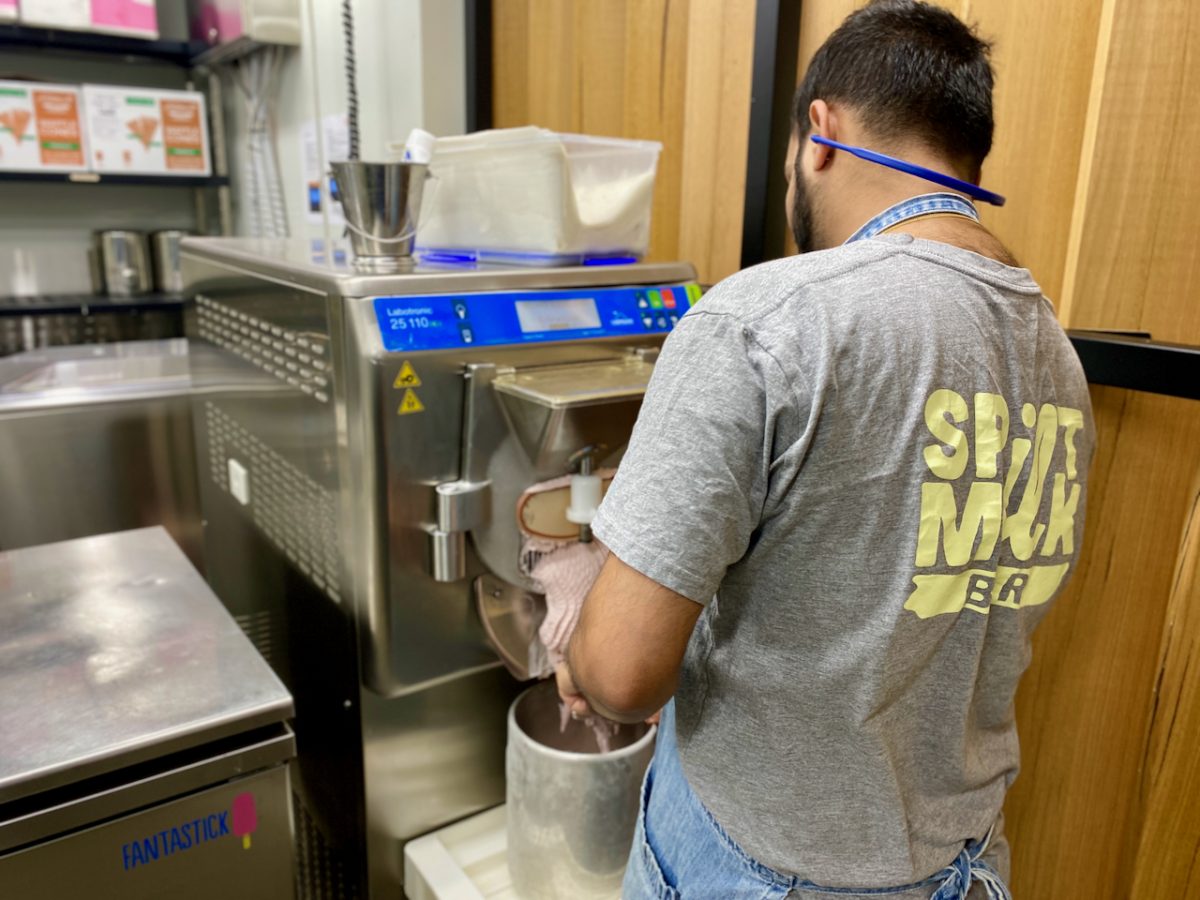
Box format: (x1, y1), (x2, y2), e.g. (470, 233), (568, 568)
(810, 135), (1006, 207)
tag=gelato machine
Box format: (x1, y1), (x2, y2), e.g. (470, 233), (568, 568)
(181, 238), (699, 898)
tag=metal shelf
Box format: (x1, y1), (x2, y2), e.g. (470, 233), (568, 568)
(0, 171), (228, 187)
(0, 23), (206, 65)
(0, 293), (186, 317)
(1068, 330), (1200, 402)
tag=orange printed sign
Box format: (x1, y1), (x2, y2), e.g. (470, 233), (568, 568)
(0, 107), (30, 145)
(33, 89), (84, 167)
(161, 99), (204, 171)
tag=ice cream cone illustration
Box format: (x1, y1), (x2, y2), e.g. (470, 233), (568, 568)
(232, 792), (257, 849)
(126, 115), (159, 149)
(0, 108), (30, 146)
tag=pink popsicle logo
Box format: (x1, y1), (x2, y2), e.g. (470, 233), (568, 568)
(231, 792), (258, 849)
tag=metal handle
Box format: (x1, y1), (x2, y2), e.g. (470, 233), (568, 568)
(428, 479), (491, 583)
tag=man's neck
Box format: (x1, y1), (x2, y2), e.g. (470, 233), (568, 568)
(819, 143), (977, 246)
(820, 173), (1018, 267)
(887, 214), (1020, 268)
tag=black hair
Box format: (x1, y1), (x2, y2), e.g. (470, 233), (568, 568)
(793, 0), (994, 177)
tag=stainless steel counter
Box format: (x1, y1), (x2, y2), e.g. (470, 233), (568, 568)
(0, 340), (202, 564)
(0, 527), (292, 803)
(0, 528), (296, 899)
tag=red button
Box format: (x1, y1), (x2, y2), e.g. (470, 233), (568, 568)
(661, 288), (677, 309)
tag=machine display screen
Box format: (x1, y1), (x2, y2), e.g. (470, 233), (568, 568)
(514, 298), (602, 334)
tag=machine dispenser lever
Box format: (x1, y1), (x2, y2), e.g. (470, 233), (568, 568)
(436, 480), (491, 532)
(429, 530), (465, 583)
(429, 480), (491, 582)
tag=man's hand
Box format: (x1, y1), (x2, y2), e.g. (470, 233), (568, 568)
(557, 662), (662, 725)
(555, 662), (593, 718)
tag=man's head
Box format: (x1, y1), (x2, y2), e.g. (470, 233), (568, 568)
(786, 0), (994, 252)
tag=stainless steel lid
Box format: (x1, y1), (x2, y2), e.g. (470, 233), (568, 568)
(0, 528), (293, 803)
(181, 237), (698, 298)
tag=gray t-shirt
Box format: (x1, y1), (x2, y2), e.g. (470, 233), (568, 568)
(591, 234), (1094, 889)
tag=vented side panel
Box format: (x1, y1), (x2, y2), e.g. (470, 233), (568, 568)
(294, 795), (362, 900)
(196, 296), (333, 401)
(235, 609), (275, 664)
(205, 402), (342, 603)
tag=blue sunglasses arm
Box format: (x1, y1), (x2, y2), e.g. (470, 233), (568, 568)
(810, 135), (1006, 207)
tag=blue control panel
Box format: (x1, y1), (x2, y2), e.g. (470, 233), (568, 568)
(374, 283), (703, 352)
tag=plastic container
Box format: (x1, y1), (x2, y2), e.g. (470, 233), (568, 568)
(506, 680), (655, 899)
(417, 127), (661, 266)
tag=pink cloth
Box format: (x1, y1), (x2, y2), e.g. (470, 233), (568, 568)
(517, 470), (615, 672)
(527, 538), (609, 669)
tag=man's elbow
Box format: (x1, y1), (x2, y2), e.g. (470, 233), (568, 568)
(568, 640), (671, 724)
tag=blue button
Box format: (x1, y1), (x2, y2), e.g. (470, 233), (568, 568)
(460, 327), (474, 344)
(668, 314), (679, 325)
(637, 297), (649, 309)
(454, 302), (468, 319)
(642, 315), (654, 328)
(656, 316), (667, 328)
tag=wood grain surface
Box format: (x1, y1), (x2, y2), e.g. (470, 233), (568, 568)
(491, 0), (756, 283)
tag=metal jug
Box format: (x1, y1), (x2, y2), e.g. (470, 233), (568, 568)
(506, 680), (656, 899)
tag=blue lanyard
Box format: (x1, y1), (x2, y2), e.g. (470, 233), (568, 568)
(845, 192), (980, 244)
(812, 135), (1006, 206)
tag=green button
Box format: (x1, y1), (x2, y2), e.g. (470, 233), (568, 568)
(685, 283), (702, 306)
(648, 290), (664, 309)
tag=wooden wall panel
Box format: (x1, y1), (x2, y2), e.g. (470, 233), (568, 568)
(491, 0), (756, 284)
(1129, 469), (1200, 896)
(492, 0), (531, 131)
(1019, 0), (1200, 891)
(1059, 0), (1200, 343)
(1006, 388), (1200, 897)
(621, 0), (690, 265)
(677, 0), (756, 282)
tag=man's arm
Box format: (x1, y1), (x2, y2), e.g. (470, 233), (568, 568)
(563, 552), (703, 724)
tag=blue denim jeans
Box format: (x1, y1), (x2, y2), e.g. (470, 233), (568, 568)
(622, 703), (1011, 900)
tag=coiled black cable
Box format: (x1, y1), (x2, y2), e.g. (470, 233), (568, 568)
(343, 0), (360, 160)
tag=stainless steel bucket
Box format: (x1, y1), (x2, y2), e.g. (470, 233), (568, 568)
(93, 230), (152, 296)
(151, 230), (188, 294)
(506, 680), (656, 899)
(331, 160), (427, 269)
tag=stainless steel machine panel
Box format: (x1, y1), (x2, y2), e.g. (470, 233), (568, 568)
(0, 340), (202, 565)
(182, 238), (699, 899)
(1, 763), (293, 899)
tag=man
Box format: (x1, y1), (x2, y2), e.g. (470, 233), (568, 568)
(558, 1), (1094, 898)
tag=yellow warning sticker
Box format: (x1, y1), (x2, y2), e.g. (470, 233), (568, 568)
(393, 361), (422, 389)
(397, 388), (425, 415)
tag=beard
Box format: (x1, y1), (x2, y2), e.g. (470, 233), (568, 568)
(790, 165), (818, 254)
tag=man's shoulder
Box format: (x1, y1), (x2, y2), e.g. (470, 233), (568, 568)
(693, 242), (895, 324)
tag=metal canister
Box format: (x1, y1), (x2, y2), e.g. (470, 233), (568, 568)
(94, 231), (152, 296)
(506, 680), (656, 899)
(151, 230), (188, 294)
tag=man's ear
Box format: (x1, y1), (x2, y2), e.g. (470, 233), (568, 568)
(808, 99), (839, 171)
